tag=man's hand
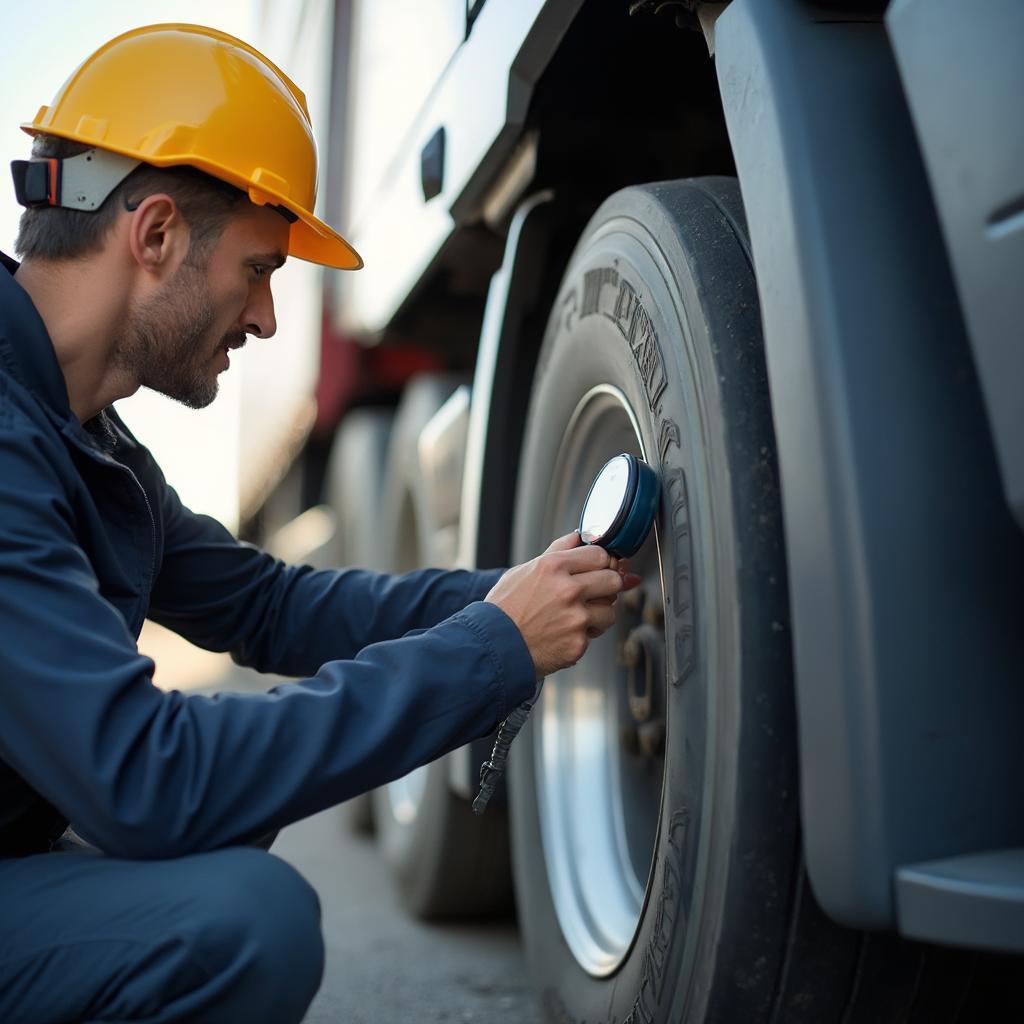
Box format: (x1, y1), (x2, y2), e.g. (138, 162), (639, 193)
(486, 531), (642, 678)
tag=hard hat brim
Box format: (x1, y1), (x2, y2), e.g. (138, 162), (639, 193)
(288, 211), (363, 271)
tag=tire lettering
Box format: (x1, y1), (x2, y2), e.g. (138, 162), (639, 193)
(545, 813), (693, 1024)
(582, 267), (620, 320)
(664, 467), (695, 684)
(613, 278), (637, 325)
(580, 268), (669, 416)
(561, 287), (580, 334)
(658, 420), (680, 461)
(622, 967), (656, 1024)
(619, 811), (690, 1024)
(626, 302), (668, 414)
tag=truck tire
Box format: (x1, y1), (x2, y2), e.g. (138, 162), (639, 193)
(373, 747), (514, 920)
(325, 407), (395, 834)
(371, 374), (514, 919)
(324, 406), (395, 573)
(508, 179), (984, 1022)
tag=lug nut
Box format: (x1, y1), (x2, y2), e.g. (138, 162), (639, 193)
(620, 722), (640, 756)
(621, 635), (641, 668)
(637, 720), (665, 758)
(642, 592), (664, 628)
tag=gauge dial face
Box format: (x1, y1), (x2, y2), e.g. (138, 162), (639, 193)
(580, 455), (631, 544)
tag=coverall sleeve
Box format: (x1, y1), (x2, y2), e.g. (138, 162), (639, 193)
(146, 455), (505, 678)
(0, 410), (535, 858)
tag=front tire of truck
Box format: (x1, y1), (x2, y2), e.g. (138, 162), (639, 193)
(508, 179), (978, 1022)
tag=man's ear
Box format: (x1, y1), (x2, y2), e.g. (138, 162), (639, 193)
(125, 193), (189, 277)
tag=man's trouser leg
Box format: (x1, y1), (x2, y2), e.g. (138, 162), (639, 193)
(0, 845), (324, 1023)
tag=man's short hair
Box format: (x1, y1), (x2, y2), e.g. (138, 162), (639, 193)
(15, 134), (247, 264)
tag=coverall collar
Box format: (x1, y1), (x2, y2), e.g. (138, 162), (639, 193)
(0, 253), (74, 419)
(0, 253), (123, 457)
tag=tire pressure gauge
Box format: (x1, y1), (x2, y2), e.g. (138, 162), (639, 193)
(579, 453), (659, 558)
(473, 454), (660, 815)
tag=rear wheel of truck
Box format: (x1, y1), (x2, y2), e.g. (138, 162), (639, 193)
(371, 375), (514, 919)
(508, 179), (987, 1022)
(325, 407), (395, 834)
(323, 406), (395, 574)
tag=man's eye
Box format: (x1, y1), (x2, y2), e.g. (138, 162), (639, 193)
(251, 265), (270, 279)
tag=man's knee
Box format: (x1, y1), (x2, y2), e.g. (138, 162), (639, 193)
(187, 848), (324, 1023)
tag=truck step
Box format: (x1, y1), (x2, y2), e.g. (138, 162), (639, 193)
(896, 848), (1024, 953)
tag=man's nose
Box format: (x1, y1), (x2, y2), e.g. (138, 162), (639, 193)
(243, 285), (277, 339)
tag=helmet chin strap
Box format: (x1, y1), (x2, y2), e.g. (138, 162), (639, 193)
(11, 148), (140, 211)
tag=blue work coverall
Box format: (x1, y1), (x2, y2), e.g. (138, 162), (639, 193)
(0, 254), (536, 1022)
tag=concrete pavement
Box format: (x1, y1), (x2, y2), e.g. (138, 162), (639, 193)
(276, 807), (539, 1024)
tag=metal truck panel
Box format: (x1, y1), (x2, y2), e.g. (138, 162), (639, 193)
(716, 0), (1024, 932)
(338, 0), (582, 338)
(344, 0), (467, 233)
(887, 0), (1024, 530)
(241, 0), (335, 520)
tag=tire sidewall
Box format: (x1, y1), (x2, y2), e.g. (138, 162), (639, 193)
(371, 759), (449, 907)
(326, 407), (395, 571)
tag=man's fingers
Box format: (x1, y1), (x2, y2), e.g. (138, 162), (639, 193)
(586, 601), (617, 636)
(557, 544), (613, 574)
(576, 568), (625, 600)
(545, 530), (582, 553)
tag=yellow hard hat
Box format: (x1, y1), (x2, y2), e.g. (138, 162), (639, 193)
(21, 23), (362, 270)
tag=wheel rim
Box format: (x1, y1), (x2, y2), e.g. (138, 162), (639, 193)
(386, 488), (431, 825)
(386, 765), (430, 825)
(535, 385), (666, 977)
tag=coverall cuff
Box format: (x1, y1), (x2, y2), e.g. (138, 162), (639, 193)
(452, 601), (537, 718)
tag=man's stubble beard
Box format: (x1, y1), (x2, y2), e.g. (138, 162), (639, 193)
(114, 259), (225, 410)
